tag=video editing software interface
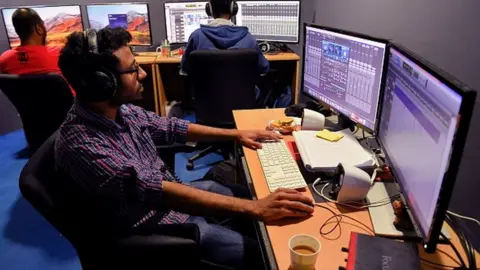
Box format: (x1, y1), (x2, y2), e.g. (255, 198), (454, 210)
(86, 3), (152, 46)
(165, 2), (213, 44)
(378, 48), (462, 237)
(303, 26), (387, 130)
(236, 1), (300, 43)
(2, 5), (83, 48)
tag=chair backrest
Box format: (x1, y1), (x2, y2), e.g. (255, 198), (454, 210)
(0, 73), (73, 152)
(188, 49), (259, 128)
(19, 132), (94, 247)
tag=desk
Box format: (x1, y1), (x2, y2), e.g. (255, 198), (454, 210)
(233, 108), (480, 270)
(135, 52), (301, 116)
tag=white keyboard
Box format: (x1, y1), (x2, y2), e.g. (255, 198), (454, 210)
(257, 140), (307, 192)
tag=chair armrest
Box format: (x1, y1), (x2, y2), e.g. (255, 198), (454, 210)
(115, 223), (200, 254)
(108, 224), (201, 268)
(157, 143), (196, 169)
(179, 70), (188, 77)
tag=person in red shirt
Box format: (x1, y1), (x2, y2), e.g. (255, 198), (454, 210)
(0, 8), (75, 96)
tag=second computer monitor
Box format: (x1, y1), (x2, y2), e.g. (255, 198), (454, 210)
(302, 24), (388, 131)
(378, 44), (476, 252)
(164, 2), (212, 44)
(86, 3), (152, 46)
(236, 1), (300, 43)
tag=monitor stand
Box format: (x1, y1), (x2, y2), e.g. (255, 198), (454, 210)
(338, 114), (356, 132)
(367, 182), (450, 241)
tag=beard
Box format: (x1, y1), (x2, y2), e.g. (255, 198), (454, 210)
(108, 84), (144, 106)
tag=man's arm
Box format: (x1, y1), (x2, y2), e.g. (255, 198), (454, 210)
(187, 123), (283, 149)
(186, 123), (238, 142)
(162, 181), (314, 223)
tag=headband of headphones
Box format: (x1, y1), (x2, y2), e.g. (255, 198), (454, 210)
(206, 0), (238, 17)
(80, 29), (118, 102)
(84, 29), (99, 54)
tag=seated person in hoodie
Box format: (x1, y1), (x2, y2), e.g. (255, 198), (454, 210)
(181, 0), (269, 100)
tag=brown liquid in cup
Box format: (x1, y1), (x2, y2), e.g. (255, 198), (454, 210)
(293, 245), (316, 254)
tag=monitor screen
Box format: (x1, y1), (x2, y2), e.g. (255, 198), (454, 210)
(164, 2), (212, 44)
(378, 47), (463, 239)
(1, 5), (83, 48)
(86, 3), (152, 46)
(236, 1), (300, 43)
(302, 25), (387, 130)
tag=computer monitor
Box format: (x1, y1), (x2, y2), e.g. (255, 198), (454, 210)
(1, 5), (84, 48)
(236, 1), (300, 43)
(302, 24), (388, 131)
(164, 2), (213, 44)
(86, 3), (152, 46)
(377, 43), (476, 252)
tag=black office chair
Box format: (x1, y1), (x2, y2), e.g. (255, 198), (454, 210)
(19, 132), (229, 269)
(186, 49), (259, 170)
(0, 73), (73, 154)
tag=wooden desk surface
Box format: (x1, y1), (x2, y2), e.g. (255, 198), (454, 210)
(233, 108), (479, 270)
(135, 52), (300, 65)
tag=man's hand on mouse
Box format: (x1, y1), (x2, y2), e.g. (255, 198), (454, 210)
(237, 130), (283, 150)
(251, 188), (314, 223)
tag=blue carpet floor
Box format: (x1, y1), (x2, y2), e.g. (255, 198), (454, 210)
(0, 113), (223, 269)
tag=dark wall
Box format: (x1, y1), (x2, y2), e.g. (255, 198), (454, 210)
(0, 0), (312, 134)
(308, 0), (480, 248)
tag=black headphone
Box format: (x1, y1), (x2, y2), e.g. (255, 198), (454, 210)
(206, 0), (238, 17)
(80, 29), (118, 102)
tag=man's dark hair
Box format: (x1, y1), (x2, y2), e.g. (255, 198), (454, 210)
(210, 0), (232, 18)
(58, 27), (132, 101)
(12, 8), (43, 41)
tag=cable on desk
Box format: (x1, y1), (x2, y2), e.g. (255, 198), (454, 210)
(441, 231), (467, 269)
(315, 203), (375, 239)
(447, 211), (480, 227)
(312, 180), (400, 210)
(420, 258), (458, 269)
(445, 213), (477, 269)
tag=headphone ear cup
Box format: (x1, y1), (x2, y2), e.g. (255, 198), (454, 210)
(205, 2), (213, 17)
(231, 1), (238, 16)
(84, 68), (117, 102)
(97, 67), (117, 97)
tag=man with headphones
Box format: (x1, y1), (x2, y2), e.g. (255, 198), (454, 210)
(181, 0), (269, 77)
(55, 27), (314, 268)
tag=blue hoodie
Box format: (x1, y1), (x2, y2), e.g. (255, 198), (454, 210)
(181, 23), (269, 75)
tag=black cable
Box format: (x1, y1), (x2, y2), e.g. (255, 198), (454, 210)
(420, 258), (458, 269)
(315, 204), (375, 238)
(446, 213), (476, 269)
(440, 231), (467, 269)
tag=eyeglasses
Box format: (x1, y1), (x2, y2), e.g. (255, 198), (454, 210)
(117, 64), (141, 76)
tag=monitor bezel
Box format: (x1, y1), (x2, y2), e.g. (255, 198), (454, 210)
(376, 42), (477, 253)
(236, 0), (301, 44)
(163, 1), (209, 45)
(85, 2), (153, 47)
(0, 4), (85, 49)
(300, 22), (390, 133)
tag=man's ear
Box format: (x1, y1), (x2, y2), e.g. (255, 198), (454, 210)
(34, 24), (43, 36)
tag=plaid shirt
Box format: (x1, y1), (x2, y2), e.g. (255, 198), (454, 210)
(55, 101), (190, 235)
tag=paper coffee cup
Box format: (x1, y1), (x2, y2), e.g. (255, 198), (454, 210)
(289, 234), (321, 270)
(302, 109), (325, 130)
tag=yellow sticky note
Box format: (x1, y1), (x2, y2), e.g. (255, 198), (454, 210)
(316, 130), (344, 142)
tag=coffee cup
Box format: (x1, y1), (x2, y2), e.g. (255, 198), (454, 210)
(289, 234), (321, 270)
(301, 109), (325, 131)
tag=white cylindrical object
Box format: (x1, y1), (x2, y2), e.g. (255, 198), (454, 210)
(289, 234), (321, 270)
(301, 109), (325, 131)
(337, 163), (373, 202)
